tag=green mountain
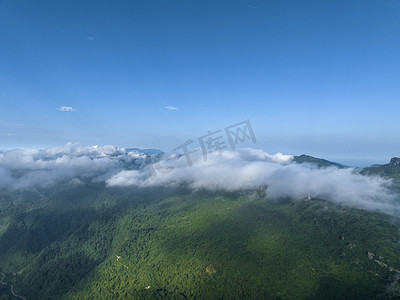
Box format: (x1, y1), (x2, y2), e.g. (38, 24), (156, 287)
(293, 155), (346, 169)
(0, 184), (400, 299)
(362, 157), (400, 181)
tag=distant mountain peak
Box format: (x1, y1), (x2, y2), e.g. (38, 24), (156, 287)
(293, 154), (345, 169)
(390, 157), (400, 166)
(361, 156), (400, 181)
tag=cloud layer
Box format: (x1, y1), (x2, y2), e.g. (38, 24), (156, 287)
(107, 149), (397, 212)
(0, 144), (398, 213)
(0, 143), (146, 189)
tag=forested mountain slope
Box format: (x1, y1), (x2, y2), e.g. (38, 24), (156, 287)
(0, 184), (399, 299)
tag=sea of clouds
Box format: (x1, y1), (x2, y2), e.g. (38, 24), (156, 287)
(0, 143), (398, 212)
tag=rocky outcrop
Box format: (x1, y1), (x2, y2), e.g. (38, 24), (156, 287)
(390, 157), (400, 166)
(367, 251), (400, 273)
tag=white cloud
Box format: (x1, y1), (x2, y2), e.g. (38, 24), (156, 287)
(57, 106), (75, 112)
(164, 106), (178, 110)
(0, 143), (146, 189)
(106, 170), (143, 187)
(0, 144), (397, 214)
(106, 148), (398, 213)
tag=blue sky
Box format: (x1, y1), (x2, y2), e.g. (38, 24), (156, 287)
(1, 0), (400, 164)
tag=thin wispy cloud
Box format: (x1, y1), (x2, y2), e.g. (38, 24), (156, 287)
(164, 106), (178, 110)
(57, 106), (75, 112)
(86, 36), (94, 41)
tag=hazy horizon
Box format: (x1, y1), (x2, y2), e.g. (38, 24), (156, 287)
(0, 142), (394, 169)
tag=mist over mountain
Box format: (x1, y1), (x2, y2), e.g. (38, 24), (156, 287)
(0, 143), (148, 189)
(2, 1), (400, 298)
(0, 143), (398, 214)
(1, 162), (400, 299)
(1, 145), (400, 299)
(362, 157), (400, 182)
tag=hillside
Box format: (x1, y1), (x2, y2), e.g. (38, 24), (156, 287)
(293, 155), (346, 169)
(0, 185), (400, 299)
(362, 158), (400, 181)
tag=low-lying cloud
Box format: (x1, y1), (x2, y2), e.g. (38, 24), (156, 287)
(0, 143), (398, 213)
(107, 149), (397, 212)
(0, 143), (146, 189)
